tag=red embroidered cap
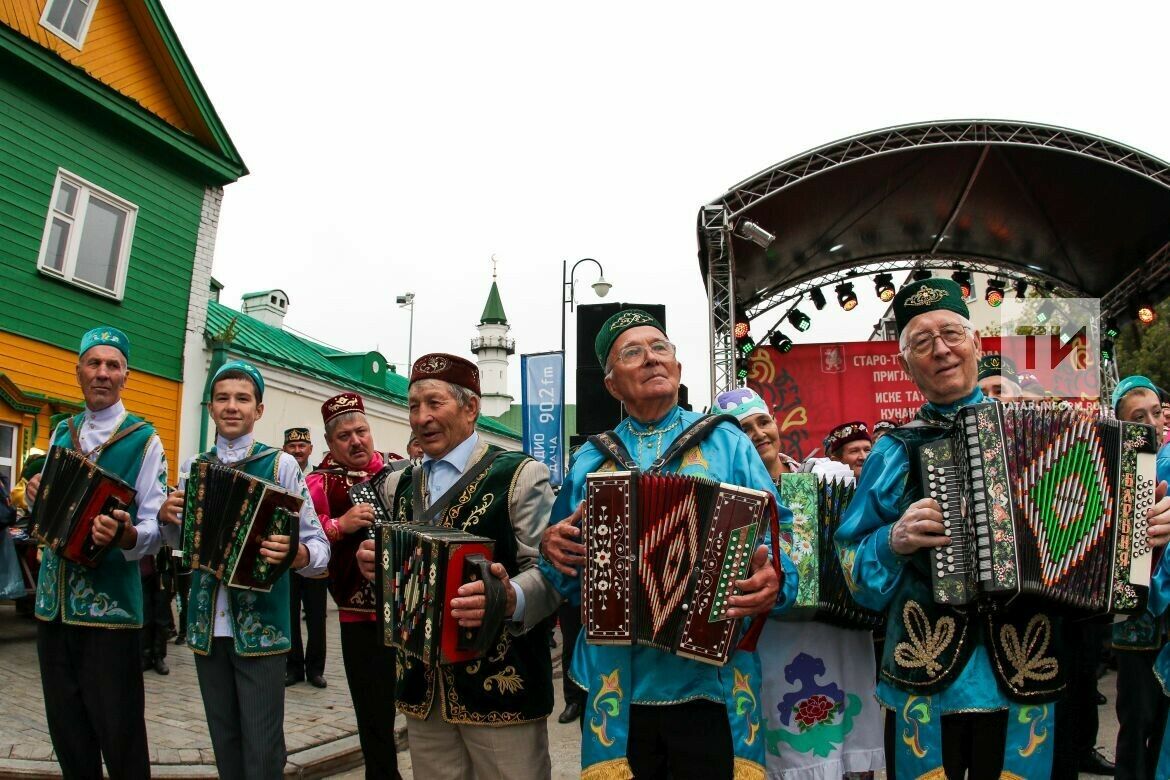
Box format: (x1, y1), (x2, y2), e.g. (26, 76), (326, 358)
(410, 353), (481, 396)
(321, 392), (365, 425)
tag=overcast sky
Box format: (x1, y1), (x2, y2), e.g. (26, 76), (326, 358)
(162, 1), (1170, 409)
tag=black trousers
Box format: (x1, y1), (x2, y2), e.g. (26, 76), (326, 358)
(1052, 619), (1106, 779)
(558, 600), (585, 706)
(884, 708), (1008, 780)
(288, 574), (327, 678)
(37, 620), (150, 780)
(1116, 648), (1170, 780)
(194, 638), (287, 780)
(627, 700), (734, 779)
(339, 620), (400, 780)
(174, 570), (191, 635)
(140, 571), (169, 662)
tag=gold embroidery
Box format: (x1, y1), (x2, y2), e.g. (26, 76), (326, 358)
(893, 601), (955, 677)
(461, 492), (493, 531)
(999, 615), (1059, 688)
(581, 758), (634, 780)
(464, 660), (482, 675)
(483, 665), (524, 694)
(905, 285), (948, 307)
(732, 758), (766, 780)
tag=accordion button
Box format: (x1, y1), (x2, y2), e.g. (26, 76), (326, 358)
(681, 603), (690, 611)
(947, 565), (955, 572)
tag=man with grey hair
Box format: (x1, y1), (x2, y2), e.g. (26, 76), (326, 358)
(356, 352), (556, 780)
(305, 393), (400, 778)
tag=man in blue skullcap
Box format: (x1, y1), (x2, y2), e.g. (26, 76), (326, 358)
(26, 325), (169, 778)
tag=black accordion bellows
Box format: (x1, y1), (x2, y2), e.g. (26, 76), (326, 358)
(918, 402), (1157, 614)
(30, 446), (136, 568)
(180, 460), (303, 592)
(779, 473), (884, 631)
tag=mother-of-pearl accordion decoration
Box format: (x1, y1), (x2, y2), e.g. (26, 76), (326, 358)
(917, 402), (1157, 613)
(582, 471), (771, 666)
(30, 446), (136, 568)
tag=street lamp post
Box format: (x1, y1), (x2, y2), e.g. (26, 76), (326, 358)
(396, 292), (415, 370)
(560, 259), (612, 475)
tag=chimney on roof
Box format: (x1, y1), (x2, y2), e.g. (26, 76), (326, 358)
(240, 289), (289, 328)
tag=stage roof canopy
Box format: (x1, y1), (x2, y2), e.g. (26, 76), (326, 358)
(698, 120), (1170, 317)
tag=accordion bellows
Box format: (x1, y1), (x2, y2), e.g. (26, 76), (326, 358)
(181, 461), (303, 592)
(30, 446), (136, 568)
(582, 471), (772, 666)
(779, 473), (884, 630)
(377, 524), (505, 665)
(918, 402), (1158, 613)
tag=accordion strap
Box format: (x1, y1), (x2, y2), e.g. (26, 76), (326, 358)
(735, 492), (782, 654)
(587, 413), (741, 473)
(68, 417), (148, 460)
(203, 446), (281, 471)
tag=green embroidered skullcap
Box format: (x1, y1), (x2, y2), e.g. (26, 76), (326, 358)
(79, 326), (129, 360)
(594, 308), (667, 368)
(977, 353), (1018, 383)
(1112, 375), (1159, 412)
(892, 278), (970, 337)
(212, 360), (265, 401)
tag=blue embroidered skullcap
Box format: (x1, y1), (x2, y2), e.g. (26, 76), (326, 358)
(714, 387), (770, 422)
(1112, 375), (1159, 412)
(79, 326), (129, 360)
(212, 360), (265, 401)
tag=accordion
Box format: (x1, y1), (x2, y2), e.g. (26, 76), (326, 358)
(30, 446), (136, 568)
(779, 473), (884, 630)
(582, 470), (773, 666)
(181, 460), (303, 591)
(377, 524), (506, 665)
(917, 402), (1158, 613)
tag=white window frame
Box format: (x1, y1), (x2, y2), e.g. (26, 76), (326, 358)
(0, 423), (16, 487)
(39, 0), (99, 49)
(36, 169), (137, 302)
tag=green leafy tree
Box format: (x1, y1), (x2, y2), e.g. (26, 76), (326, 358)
(1116, 300), (1170, 388)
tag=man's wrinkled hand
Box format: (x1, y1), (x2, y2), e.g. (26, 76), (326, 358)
(890, 497), (949, 556)
(339, 504), (374, 535)
(725, 545), (779, 618)
(451, 562), (514, 627)
(542, 501), (586, 576)
(357, 538), (377, 581)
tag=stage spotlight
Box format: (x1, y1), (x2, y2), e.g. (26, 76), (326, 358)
(1014, 279), (1028, 299)
(985, 279), (1006, 308)
(836, 283), (858, 311)
(912, 269), (932, 282)
(809, 288), (827, 310)
(787, 309), (812, 332)
(1101, 338), (1115, 362)
(1137, 302), (1158, 326)
(1036, 300), (1055, 324)
(951, 270), (973, 299)
(733, 320), (750, 339)
(768, 331), (794, 353)
(1103, 317), (1120, 340)
(873, 273), (895, 302)
(735, 220), (776, 249)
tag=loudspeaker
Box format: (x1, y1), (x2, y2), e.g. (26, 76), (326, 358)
(574, 303), (667, 436)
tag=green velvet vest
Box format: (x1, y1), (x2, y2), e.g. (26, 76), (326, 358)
(185, 445), (294, 657)
(35, 413), (154, 628)
(392, 447), (554, 724)
(880, 422), (1066, 703)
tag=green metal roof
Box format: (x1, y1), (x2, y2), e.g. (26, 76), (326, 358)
(480, 281), (508, 325)
(205, 301), (520, 440)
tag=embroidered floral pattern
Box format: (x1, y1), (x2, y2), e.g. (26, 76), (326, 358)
(893, 601), (955, 677)
(589, 670), (623, 748)
(68, 570), (131, 619)
(732, 667), (761, 746)
(483, 666), (524, 694)
(999, 615), (1058, 688)
(1016, 704), (1049, 758)
(901, 695), (931, 760)
(233, 591), (288, 653)
(35, 555), (60, 617)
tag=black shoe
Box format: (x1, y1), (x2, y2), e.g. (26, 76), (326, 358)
(174, 633), (186, 646)
(1078, 747), (1115, 776)
(1095, 691), (1107, 706)
(308, 674), (327, 689)
(558, 701), (583, 724)
(154, 658), (169, 676)
(285, 671), (303, 687)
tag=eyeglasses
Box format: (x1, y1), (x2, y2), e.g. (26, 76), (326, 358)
(614, 339), (677, 366)
(902, 325), (971, 357)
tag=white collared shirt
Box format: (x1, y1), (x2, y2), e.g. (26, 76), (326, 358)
(421, 432), (480, 502)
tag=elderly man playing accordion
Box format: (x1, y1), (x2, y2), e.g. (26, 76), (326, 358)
(506, 309), (798, 780)
(835, 278), (1170, 779)
(26, 326), (168, 779)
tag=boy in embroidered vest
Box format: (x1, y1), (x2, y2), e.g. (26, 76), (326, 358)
(355, 353), (556, 780)
(834, 280), (1170, 779)
(159, 361), (329, 780)
(509, 310), (799, 780)
(305, 393), (400, 779)
(25, 326), (168, 779)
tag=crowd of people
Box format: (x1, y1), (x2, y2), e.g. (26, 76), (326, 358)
(8, 276), (1170, 779)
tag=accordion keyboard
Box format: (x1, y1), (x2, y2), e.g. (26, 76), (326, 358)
(962, 415), (994, 584)
(919, 438), (976, 605)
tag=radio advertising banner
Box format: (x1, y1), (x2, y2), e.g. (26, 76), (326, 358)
(521, 352), (564, 487)
(747, 333), (1098, 460)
